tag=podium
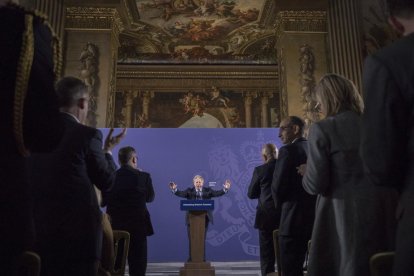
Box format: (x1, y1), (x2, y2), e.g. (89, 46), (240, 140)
(179, 200), (215, 276)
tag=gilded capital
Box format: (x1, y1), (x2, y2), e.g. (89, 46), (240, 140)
(65, 6), (124, 36)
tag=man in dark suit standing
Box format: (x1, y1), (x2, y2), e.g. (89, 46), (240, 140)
(248, 143), (280, 276)
(32, 77), (126, 276)
(104, 146), (155, 276)
(0, 1), (64, 274)
(169, 175), (231, 261)
(271, 116), (316, 276)
(360, 1), (414, 275)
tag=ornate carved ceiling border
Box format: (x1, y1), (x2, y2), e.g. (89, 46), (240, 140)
(275, 11), (327, 36)
(65, 7), (124, 36)
(117, 70), (278, 79)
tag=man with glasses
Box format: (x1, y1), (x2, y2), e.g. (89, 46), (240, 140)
(271, 116), (316, 276)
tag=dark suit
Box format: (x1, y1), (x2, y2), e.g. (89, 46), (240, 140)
(105, 165), (155, 276)
(0, 4), (63, 275)
(174, 186), (227, 260)
(32, 113), (117, 276)
(271, 138), (316, 276)
(361, 32), (414, 276)
(248, 158), (280, 276)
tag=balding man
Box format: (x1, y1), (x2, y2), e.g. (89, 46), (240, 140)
(248, 143), (280, 276)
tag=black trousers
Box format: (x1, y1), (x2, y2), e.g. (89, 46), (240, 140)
(127, 235), (147, 276)
(278, 235), (308, 276)
(259, 229), (276, 276)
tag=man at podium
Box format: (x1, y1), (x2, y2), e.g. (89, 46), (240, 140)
(169, 175), (231, 261)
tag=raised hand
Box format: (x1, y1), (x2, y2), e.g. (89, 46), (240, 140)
(296, 164), (307, 176)
(104, 128), (127, 152)
(223, 179), (231, 190)
(169, 182), (177, 190)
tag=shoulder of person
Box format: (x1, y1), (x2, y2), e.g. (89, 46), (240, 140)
(255, 162), (269, 171)
(138, 170), (151, 178)
(80, 125), (103, 140)
(368, 34), (414, 70)
(311, 118), (329, 130)
(377, 33), (414, 60)
(264, 159), (277, 168)
(121, 166), (150, 176)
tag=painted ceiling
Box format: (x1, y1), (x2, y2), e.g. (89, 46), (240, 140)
(118, 0), (277, 64)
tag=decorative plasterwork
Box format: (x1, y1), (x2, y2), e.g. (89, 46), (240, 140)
(278, 48), (288, 119)
(106, 51), (118, 128)
(298, 44), (319, 127)
(79, 42), (99, 127)
(65, 7), (124, 36)
(117, 70), (278, 79)
(275, 11), (327, 38)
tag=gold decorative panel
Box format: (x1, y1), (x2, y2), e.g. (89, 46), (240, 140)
(113, 65), (279, 128)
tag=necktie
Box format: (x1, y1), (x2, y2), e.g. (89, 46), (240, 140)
(196, 189), (202, 199)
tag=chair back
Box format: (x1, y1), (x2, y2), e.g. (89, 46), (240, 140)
(110, 230), (130, 276)
(370, 251), (394, 276)
(272, 229), (282, 276)
(17, 251), (41, 276)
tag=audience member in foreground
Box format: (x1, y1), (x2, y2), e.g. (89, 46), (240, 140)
(360, 0), (414, 275)
(32, 77), (126, 276)
(0, 0), (64, 274)
(301, 74), (397, 276)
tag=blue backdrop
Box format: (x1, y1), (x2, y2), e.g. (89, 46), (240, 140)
(100, 128), (282, 262)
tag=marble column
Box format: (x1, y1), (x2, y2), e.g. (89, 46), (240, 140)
(142, 91), (154, 120)
(244, 92), (255, 128)
(328, 0), (363, 91)
(124, 91), (134, 127)
(261, 92), (273, 127)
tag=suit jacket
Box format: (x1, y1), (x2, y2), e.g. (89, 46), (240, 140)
(304, 111), (397, 276)
(174, 186), (226, 224)
(0, 4), (63, 256)
(248, 159), (280, 231)
(271, 137), (316, 237)
(32, 113), (117, 260)
(105, 165), (155, 237)
(361, 32), (414, 276)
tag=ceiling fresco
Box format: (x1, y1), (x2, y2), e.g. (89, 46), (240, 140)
(118, 0), (277, 64)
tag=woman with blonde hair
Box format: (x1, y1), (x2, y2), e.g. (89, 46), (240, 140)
(300, 74), (397, 276)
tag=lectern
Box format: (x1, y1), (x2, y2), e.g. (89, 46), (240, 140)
(179, 200), (215, 276)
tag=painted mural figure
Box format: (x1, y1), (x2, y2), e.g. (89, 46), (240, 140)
(169, 175), (231, 261)
(209, 86), (229, 108)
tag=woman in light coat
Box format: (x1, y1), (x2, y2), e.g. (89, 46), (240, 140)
(301, 74), (398, 276)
